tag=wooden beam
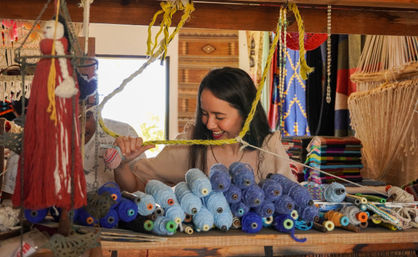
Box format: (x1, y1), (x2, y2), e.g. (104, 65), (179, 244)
(1, 0), (417, 36)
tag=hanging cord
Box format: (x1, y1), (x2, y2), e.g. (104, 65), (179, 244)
(326, 4), (332, 104)
(287, 2), (313, 80)
(79, 0), (94, 55)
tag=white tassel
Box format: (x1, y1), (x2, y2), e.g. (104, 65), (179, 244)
(54, 40), (78, 98)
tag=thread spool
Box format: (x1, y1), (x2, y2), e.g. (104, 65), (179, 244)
(356, 193), (387, 203)
(324, 210), (349, 227)
(119, 214), (154, 233)
(254, 200), (275, 218)
(182, 223), (194, 235)
(312, 221), (328, 232)
(296, 205), (319, 222)
(193, 206), (214, 232)
(174, 181), (202, 215)
(185, 168), (212, 197)
(345, 194), (367, 205)
(322, 220), (335, 231)
(340, 205), (366, 225)
(359, 221), (369, 229)
(100, 208), (119, 228)
(145, 180), (177, 209)
(116, 198), (138, 222)
(131, 191), (156, 216)
(203, 191), (230, 214)
(230, 201), (250, 217)
(223, 184), (242, 204)
(165, 204), (185, 225)
(267, 173), (299, 194)
(262, 216), (274, 227)
(213, 211), (233, 232)
(154, 205), (165, 217)
(287, 183), (314, 208)
(273, 213), (307, 242)
(341, 223), (361, 233)
(290, 209), (299, 221)
(322, 182), (346, 203)
(98, 182), (122, 205)
(359, 204), (367, 211)
(242, 184), (265, 208)
(260, 178), (283, 202)
(380, 222), (397, 231)
(232, 217), (242, 229)
(209, 163), (231, 192)
(75, 207), (97, 226)
(153, 216), (177, 235)
(273, 195), (295, 215)
(241, 211), (263, 233)
(370, 214), (382, 225)
(184, 213), (193, 223)
(24, 208), (48, 223)
(229, 162), (255, 189)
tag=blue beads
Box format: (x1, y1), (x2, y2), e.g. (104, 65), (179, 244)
(185, 168), (212, 198)
(145, 179), (177, 209)
(24, 208), (48, 223)
(241, 211), (262, 233)
(223, 183), (242, 204)
(209, 163), (231, 192)
(242, 184), (265, 208)
(174, 181), (202, 215)
(116, 198), (138, 222)
(229, 162), (255, 189)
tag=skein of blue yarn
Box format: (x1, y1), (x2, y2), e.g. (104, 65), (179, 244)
(296, 205), (319, 222)
(193, 206), (214, 232)
(273, 194), (295, 215)
(254, 200), (275, 218)
(132, 191), (156, 216)
(100, 208), (119, 228)
(213, 211), (233, 231)
(24, 208), (48, 223)
(174, 181), (202, 215)
(260, 178), (283, 202)
(287, 183), (314, 208)
(165, 204), (186, 225)
(322, 182), (346, 203)
(267, 173), (299, 194)
(75, 207), (97, 226)
(242, 184), (265, 208)
(203, 191), (230, 214)
(152, 216), (177, 236)
(116, 197), (138, 222)
(273, 213), (307, 243)
(231, 201), (249, 217)
(209, 163), (231, 192)
(229, 162), (255, 189)
(98, 182), (122, 206)
(241, 211), (263, 233)
(223, 183), (242, 204)
(145, 180), (177, 209)
(185, 168), (212, 198)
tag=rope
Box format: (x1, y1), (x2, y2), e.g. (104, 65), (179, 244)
(79, 0), (94, 55)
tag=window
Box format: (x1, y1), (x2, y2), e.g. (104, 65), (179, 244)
(96, 55), (169, 157)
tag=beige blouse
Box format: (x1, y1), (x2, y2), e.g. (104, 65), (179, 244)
(130, 126), (296, 188)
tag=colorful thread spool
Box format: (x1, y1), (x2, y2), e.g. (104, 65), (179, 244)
(185, 168), (212, 198)
(230, 201), (250, 217)
(296, 205), (319, 222)
(254, 200), (275, 218)
(203, 191), (230, 214)
(103, 145), (123, 169)
(260, 178), (282, 202)
(287, 183), (314, 208)
(273, 194), (295, 215)
(232, 217), (242, 229)
(267, 173), (299, 194)
(324, 210), (349, 227)
(98, 182), (122, 206)
(340, 205), (365, 225)
(242, 184), (265, 208)
(152, 216), (177, 236)
(322, 182), (346, 203)
(209, 163), (231, 192)
(213, 211), (233, 232)
(341, 223), (361, 233)
(241, 211), (263, 233)
(100, 208), (119, 228)
(181, 223), (194, 235)
(75, 207), (97, 226)
(154, 205), (165, 217)
(145, 180), (177, 209)
(229, 162), (255, 189)
(24, 208), (48, 223)
(131, 191), (155, 216)
(273, 213), (306, 242)
(165, 204), (186, 225)
(223, 183), (242, 204)
(193, 206), (214, 232)
(116, 197), (138, 222)
(119, 214), (154, 233)
(174, 181), (202, 215)
(262, 216), (274, 227)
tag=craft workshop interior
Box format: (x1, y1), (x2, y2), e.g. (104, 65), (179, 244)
(0, 0), (417, 257)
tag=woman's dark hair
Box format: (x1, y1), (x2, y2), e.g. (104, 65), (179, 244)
(189, 67), (271, 171)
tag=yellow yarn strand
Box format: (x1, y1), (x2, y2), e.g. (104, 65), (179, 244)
(46, 0), (61, 124)
(288, 2), (313, 80)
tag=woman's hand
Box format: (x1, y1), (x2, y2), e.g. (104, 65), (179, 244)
(114, 136), (155, 162)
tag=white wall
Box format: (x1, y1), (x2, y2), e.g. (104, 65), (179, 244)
(88, 23), (179, 138)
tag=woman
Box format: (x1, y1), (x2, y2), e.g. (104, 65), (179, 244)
(114, 67), (295, 192)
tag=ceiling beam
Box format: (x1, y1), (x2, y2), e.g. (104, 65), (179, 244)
(1, 0), (417, 36)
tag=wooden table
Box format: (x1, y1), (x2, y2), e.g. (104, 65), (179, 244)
(99, 227), (418, 257)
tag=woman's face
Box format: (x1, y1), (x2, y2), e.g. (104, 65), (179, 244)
(200, 89), (243, 140)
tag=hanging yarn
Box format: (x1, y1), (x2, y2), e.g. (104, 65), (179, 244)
(267, 173), (299, 194)
(273, 194), (295, 215)
(116, 197), (138, 222)
(231, 201), (250, 218)
(193, 206), (214, 232)
(203, 191), (230, 214)
(209, 163), (231, 192)
(145, 179), (177, 209)
(128, 191), (156, 216)
(174, 181), (202, 215)
(273, 213), (306, 242)
(287, 183), (314, 208)
(262, 216), (274, 227)
(185, 168), (212, 198)
(229, 162), (255, 189)
(296, 205), (319, 222)
(24, 208), (48, 223)
(165, 204), (186, 225)
(254, 200), (275, 218)
(223, 183), (242, 204)
(98, 182), (122, 205)
(99, 208), (119, 228)
(322, 182), (346, 202)
(213, 210), (233, 232)
(241, 211), (263, 234)
(119, 214), (154, 233)
(323, 210), (349, 227)
(259, 178), (283, 202)
(152, 216), (177, 236)
(242, 184), (265, 208)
